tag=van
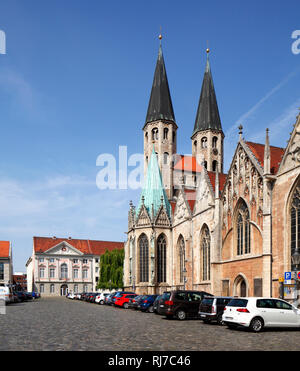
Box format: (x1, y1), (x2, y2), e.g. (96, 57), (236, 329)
(0, 285), (13, 304)
(157, 290), (213, 320)
(199, 296), (233, 324)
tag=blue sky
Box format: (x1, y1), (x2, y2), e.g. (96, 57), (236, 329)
(0, 0), (299, 271)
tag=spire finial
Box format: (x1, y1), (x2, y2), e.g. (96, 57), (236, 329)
(159, 26), (162, 44)
(206, 40), (210, 54)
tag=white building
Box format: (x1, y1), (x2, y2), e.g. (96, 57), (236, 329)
(26, 236), (123, 296)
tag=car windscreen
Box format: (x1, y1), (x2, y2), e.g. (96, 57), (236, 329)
(201, 298), (214, 305)
(227, 299), (248, 307)
(162, 292), (171, 300)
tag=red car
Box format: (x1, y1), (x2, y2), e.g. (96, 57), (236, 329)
(114, 293), (137, 308)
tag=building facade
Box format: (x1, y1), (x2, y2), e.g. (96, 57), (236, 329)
(124, 41), (300, 299)
(26, 236), (123, 296)
(0, 241), (13, 286)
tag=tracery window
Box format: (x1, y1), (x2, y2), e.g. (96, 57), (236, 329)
(139, 234), (149, 282)
(200, 225), (210, 281)
(236, 200), (251, 255)
(178, 236), (185, 283)
(157, 234), (167, 283)
(291, 185), (300, 269)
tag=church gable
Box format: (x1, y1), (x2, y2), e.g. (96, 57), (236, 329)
(221, 141), (264, 233)
(154, 205), (171, 227)
(277, 114), (300, 175)
(173, 189), (191, 225)
(136, 204), (152, 227)
(194, 171), (214, 215)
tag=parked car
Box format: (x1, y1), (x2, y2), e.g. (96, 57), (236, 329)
(128, 295), (142, 309)
(24, 292), (33, 300)
(112, 291), (135, 305)
(0, 285), (13, 304)
(139, 294), (159, 312)
(106, 292), (117, 305)
(95, 293), (109, 305)
(114, 294), (137, 308)
(131, 295), (148, 310)
(157, 290), (213, 320)
(199, 296), (233, 325)
(15, 291), (27, 302)
(153, 295), (162, 314)
(222, 297), (300, 332)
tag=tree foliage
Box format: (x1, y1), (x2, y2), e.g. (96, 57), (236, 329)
(97, 248), (124, 290)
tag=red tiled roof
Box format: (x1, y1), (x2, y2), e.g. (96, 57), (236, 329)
(0, 241), (10, 258)
(174, 155), (203, 173)
(33, 237), (123, 255)
(245, 141), (285, 174)
(207, 172), (227, 193)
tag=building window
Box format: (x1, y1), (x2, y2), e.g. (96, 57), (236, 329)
(200, 225), (210, 281)
(73, 259), (78, 264)
(236, 200), (251, 255)
(212, 136), (218, 148)
(139, 234), (149, 283)
(152, 128), (159, 141)
(291, 184), (300, 269)
(201, 137), (207, 148)
(83, 284), (88, 292)
(74, 284), (78, 293)
(39, 258), (44, 263)
(163, 152), (169, 165)
(50, 268), (55, 278)
(157, 234), (167, 283)
(0, 263), (4, 280)
(60, 264), (68, 279)
(50, 284), (55, 293)
(83, 269), (88, 279)
(178, 236), (185, 283)
(73, 268), (79, 279)
(39, 268), (45, 278)
(40, 284), (44, 293)
(49, 258), (55, 263)
(163, 128), (169, 140)
(212, 160), (218, 172)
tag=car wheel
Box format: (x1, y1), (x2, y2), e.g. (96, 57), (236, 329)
(148, 305), (154, 313)
(100, 300), (104, 305)
(249, 317), (264, 333)
(176, 310), (186, 320)
(123, 303), (129, 309)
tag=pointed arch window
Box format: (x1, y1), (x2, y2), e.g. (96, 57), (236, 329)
(200, 225), (210, 281)
(291, 185), (300, 269)
(139, 234), (149, 282)
(236, 200), (251, 255)
(178, 236), (185, 283)
(157, 234), (167, 283)
(163, 128), (169, 140)
(201, 137), (208, 148)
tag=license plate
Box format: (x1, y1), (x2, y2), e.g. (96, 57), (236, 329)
(200, 314), (206, 318)
(160, 305), (164, 308)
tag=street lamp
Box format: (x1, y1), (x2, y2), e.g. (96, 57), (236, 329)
(182, 267), (187, 290)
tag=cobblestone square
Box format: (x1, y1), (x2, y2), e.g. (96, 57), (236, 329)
(1, 297), (300, 351)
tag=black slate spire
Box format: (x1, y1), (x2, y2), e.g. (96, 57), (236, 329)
(145, 44), (175, 125)
(192, 52), (222, 135)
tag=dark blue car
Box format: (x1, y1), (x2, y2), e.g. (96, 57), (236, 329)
(139, 294), (159, 313)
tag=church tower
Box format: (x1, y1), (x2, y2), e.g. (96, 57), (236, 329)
(191, 49), (224, 173)
(143, 35), (177, 199)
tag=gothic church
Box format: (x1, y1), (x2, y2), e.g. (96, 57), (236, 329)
(124, 40), (300, 299)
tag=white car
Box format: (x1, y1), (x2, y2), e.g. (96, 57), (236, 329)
(222, 297), (300, 332)
(0, 285), (13, 304)
(95, 293), (109, 305)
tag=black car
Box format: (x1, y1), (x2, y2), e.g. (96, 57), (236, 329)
(128, 295), (142, 309)
(153, 295), (162, 314)
(129, 295), (147, 309)
(15, 291), (26, 302)
(199, 296), (233, 325)
(157, 290), (213, 320)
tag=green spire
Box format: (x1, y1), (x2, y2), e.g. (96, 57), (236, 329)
(136, 147), (171, 219)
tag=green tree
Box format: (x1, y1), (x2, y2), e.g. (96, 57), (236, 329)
(97, 248), (124, 290)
